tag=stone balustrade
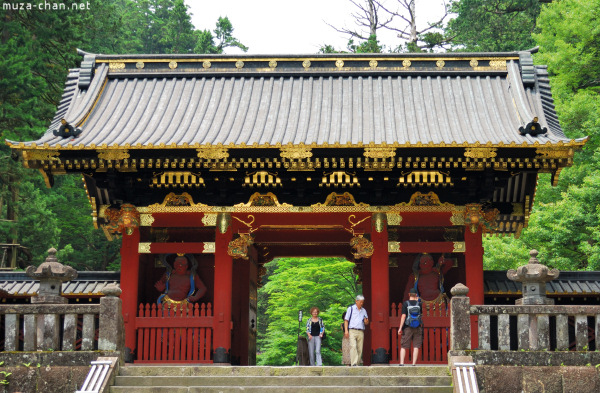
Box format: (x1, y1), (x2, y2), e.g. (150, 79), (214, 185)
(0, 248), (124, 355)
(450, 285), (600, 352)
(0, 288), (123, 353)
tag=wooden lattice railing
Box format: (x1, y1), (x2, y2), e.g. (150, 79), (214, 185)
(135, 302), (213, 363)
(389, 301), (450, 364)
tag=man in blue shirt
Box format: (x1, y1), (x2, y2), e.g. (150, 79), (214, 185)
(343, 294), (369, 366)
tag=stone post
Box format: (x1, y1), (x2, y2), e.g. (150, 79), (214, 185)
(450, 283), (471, 350)
(25, 248), (77, 351)
(98, 284), (125, 353)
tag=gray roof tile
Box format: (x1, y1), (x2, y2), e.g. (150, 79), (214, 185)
(8, 53), (585, 150)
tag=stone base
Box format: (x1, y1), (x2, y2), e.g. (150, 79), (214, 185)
(214, 347), (230, 363)
(371, 348), (389, 364)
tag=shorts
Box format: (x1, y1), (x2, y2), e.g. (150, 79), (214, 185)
(400, 326), (423, 349)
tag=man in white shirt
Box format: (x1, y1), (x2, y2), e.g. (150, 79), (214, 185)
(344, 295), (369, 366)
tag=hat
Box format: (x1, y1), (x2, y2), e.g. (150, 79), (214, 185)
(409, 288), (418, 295)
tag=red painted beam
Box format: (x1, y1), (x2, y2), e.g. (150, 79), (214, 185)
(395, 212), (454, 227)
(231, 212), (372, 233)
(143, 213), (213, 227)
(253, 229), (353, 244)
(141, 242), (212, 254)
(389, 242), (462, 253)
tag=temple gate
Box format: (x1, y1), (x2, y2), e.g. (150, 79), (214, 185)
(9, 51), (585, 364)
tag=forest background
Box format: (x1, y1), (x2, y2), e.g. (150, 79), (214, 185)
(1, 0), (599, 365)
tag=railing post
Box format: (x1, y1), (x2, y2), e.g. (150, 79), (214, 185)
(98, 284), (124, 353)
(4, 313), (19, 351)
(450, 283), (471, 350)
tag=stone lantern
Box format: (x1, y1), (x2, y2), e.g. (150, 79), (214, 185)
(26, 248), (77, 304)
(507, 249), (559, 305)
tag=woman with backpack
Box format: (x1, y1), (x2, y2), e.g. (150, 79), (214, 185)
(306, 306), (325, 366)
(397, 288), (423, 366)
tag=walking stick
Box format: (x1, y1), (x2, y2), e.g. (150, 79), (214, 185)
(296, 310), (303, 365)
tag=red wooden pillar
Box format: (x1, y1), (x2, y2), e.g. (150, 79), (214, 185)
(213, 213), (233, 363)
(464, 226), (484, 304)
(120, 228), (140, 361)
(464, 225), (484, 349)
(361, 258), (372, 366)
(370, 212), (390, 364)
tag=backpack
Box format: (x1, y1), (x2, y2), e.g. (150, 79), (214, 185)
(404, 300), (422, 328)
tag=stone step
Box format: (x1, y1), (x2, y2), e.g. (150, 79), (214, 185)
(114, 375), (453, 387)
(110, 386), (454, 393)
(118, 365), (450, 377)
(110, 365), (453, 393)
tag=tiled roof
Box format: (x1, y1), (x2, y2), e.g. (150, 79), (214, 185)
(7, 52), (585, 150)
(0, 271), (119, 297)
(484, 271), (600, 296)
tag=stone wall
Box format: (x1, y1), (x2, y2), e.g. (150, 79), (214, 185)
(475, 365), (600, 393)
(0, 351), (120, 393)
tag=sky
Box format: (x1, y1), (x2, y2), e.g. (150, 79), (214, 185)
(185, 0), (449, 55)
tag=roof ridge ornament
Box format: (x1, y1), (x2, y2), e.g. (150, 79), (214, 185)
(77, 51), (96, 89)
(53, 119), (82, 139)
(519, 117), (548, 137)
(518, 51), (536, 86)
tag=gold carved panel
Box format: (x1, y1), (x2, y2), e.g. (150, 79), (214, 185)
(464, 148), (497, 159)
(97, 149), (130, 161)
(197, 148), (229, 160)
(388, 241), (401, 253)
(201, 214), (217, 226)
(202, 242), (215, 253)
(387, 213), (402, 226)
(23, 150), (60, 161)
(140, 214), (155, 226)
(138, 243), (151, 253)
(280, 146), (313, 159)
(364, 147), (396, 159)
(453, 242), (466, 253)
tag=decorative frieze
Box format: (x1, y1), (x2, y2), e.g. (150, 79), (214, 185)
(97, 149), (130, 161)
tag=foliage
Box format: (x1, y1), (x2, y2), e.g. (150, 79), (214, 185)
(195, 17), (248, 54)
(483, 0), (600, 271)
(257, 258), (360, 365)
(446, 0), (541, 52)
(0, 1), (246, 270)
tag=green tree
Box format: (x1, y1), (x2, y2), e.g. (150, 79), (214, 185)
(257, 258), (360, 365)
(483, 0), (600, 271)
(195, 17), (248, 54)
(446, 0), (541, 52)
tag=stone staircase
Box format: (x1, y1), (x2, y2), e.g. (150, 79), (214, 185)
(110, 365), (453, 392)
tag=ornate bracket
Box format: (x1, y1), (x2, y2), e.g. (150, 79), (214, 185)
(227, 233), (254, 260)
(104, 203), (140, 236)
(464, 203), (500, 233)
(350, 235), (374, 259)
